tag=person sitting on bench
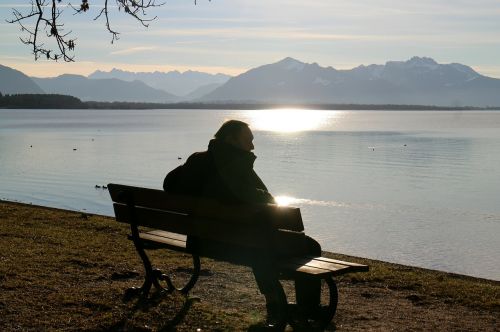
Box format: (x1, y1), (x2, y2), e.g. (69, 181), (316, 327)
(163, 119), (321, 322)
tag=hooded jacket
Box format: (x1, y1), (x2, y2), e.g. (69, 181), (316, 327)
(163, 139), (275, 204)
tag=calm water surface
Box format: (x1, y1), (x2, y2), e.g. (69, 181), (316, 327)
(1, 109), (499, 280)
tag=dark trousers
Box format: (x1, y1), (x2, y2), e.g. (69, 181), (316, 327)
(252, 235), (322, 309)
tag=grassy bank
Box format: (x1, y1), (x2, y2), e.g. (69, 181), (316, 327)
(0, 200), (498, 331)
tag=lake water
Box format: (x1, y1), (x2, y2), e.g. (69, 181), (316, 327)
(1, 108), (499, 281)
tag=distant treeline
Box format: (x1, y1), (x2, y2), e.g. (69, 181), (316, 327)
(75, 100), (500, 111)
(0, 93), (85, 109)
(1, 92), (499, 110)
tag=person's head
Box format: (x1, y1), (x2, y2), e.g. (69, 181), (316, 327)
(214, 120), (254, 152)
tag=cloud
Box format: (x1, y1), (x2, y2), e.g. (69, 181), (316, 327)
(109, 46), (159, 55)
(472, 65), (500, 79)
(0, 55), (28, 61)
(0, 4), (37, 8)
(134, 27), (500, 46)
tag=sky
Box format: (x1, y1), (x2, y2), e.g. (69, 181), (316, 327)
(1, 0), (500, 78)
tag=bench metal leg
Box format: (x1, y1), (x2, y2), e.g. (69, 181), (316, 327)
(124, 199), (167, 299)
(126, 239), (167, 299)
(123, 198), (201, 299)
(130, 239), (202, 294)
(127, 250), (201, 299)
(320, 277), (339, 327)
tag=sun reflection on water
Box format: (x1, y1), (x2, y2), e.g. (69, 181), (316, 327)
(275, 195), (351, 208)
(245, 109), (341, 133)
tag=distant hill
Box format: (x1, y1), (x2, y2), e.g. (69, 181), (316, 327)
(0, 64), (44, 95)
(200, 57), (500, 107)
(32, 75), (179, 103)
(88, 68), (231, 97)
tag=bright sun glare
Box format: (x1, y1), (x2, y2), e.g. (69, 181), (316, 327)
(274, 195), (299, 207)
(246, 109), (338, 133)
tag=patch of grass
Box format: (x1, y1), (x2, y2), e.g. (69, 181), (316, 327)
(326, 253), (500, 310)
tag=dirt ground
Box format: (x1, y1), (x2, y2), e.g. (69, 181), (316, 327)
(0, 200), (498, 331)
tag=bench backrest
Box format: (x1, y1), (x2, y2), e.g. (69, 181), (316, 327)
(108, 183), (306, 255)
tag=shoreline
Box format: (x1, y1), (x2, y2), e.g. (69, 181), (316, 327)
(2, 95), (500, 111)
(1, 199), (498, 331)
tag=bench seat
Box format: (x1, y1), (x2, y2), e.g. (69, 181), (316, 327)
(136, 230), (368, 279)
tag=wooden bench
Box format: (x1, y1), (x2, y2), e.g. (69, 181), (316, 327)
(108, 183), (368, 330)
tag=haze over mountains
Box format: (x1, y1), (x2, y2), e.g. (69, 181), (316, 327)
(88, 69), (230, 97)
(32, 75), (179, 103)
(1, 57), (500, 106)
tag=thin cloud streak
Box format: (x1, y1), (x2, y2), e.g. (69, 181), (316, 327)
(105, 43), (286, 61)
(473, 65), (500, 79)
(110, 46), (159, 55)
(140, 27), (500, 45)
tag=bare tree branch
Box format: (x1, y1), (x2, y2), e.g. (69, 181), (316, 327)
(7, 0), (194, 62)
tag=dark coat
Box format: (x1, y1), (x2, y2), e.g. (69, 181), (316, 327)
(163, 139), (275, 204)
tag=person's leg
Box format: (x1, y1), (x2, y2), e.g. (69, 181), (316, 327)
(252, 263), (286, 323)
(295, 236), (322, 311)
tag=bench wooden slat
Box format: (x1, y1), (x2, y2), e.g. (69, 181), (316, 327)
(109, 183), (199, 213)
(114, 203), (193, 234)
(139, 232), (188, 251)
(108, 183), (304, 232)
(269, 207), (304, 232)
(280, 256), (369, 278)
(305, 256), (369, 272)
(287, 257), (351, 271)
(279, 261), (334, 278)
(145, 230), (187, 242)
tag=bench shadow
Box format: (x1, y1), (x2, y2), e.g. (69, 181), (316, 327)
(247, 319), (336, 332)
(157, 296), (199, 332)
(106, 292), (198, 331)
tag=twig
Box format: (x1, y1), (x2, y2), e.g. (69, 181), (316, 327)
(7, 0), (176, 62)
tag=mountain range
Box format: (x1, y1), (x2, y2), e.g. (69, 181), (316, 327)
(32, 74), (179, 103)
(1, 57), (500, 106)
(200, 57), (500, 107)
(88, 69), (230, 97)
